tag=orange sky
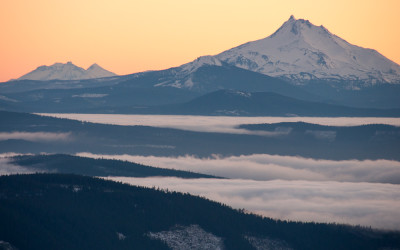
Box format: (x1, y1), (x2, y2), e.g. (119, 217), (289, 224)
(1, 0), (399, 82)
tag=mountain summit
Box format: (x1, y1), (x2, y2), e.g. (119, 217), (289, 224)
(18, 62), (117, 81)
(216, 16), (400, 86)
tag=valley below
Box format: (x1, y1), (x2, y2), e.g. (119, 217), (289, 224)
(1, 111), (400, 235)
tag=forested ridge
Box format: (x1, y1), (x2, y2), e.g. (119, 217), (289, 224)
(11, 154), (217, 178)
(0, 174), (399, 250)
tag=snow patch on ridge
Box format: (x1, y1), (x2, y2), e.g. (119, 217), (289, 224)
(154, 56), (224, 89)
(180, 56), (223, 74)
(148, 224), (224, 250)
(245, 236), (293, 250)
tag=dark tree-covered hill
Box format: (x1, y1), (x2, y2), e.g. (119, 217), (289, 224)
(0, 174), (399, 250)
(10, 154), (217, 178)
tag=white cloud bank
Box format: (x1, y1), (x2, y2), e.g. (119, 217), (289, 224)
(108, 177), (400, 231)
(0, 132), (71, 142)
(78, 153), (400, 184)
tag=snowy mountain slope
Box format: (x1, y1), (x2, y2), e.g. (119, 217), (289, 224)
(17, 62), (117, 81)
(85, 63), (117, 79)
(153, 56), (225, 89)
(216, 15), (400, 87)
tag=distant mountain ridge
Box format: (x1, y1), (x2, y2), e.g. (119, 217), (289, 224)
(1, 16), (400, 112)
(128, 89), (400, 117)
(126, 15), (400, 92)
(17, 62), (117, 81)
(216, 15), (400, 87)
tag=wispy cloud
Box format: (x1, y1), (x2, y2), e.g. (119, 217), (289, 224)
(108, 177), (400, 230)
(0, 157), (38, 175)
(79, 153), (400, 184)
(0, 132), (72, 142)
(0, 153), (33, 158)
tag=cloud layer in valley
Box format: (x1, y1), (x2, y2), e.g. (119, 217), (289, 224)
(0, 132), (72, 142)
(108, 177), (400, 231)
(78, 153), (400, 184)
(39, 114), (400, 134)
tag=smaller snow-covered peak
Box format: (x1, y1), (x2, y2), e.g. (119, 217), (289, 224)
(86, 63), (117, 78)
(87, 63), (101, 70)
(18, 62), (117, 81)
(53, 61), (73, 66)
(46, 62), (81, 70)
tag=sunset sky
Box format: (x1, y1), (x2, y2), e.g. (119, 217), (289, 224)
(1, 0), (399, 82)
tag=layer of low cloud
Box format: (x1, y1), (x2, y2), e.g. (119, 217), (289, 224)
(0, 153), (33, 158)
(0, 132), (72, 142)
(39, 114), (400, 134)
(108, 177), (400, 231)
(79, 153), (400, 184)
(0, 157), (38, 175)
(72, 94), (108, 98)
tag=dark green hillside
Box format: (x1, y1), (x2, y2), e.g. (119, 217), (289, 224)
(0, 174), (399, 250)
(11, 154), (218, 178)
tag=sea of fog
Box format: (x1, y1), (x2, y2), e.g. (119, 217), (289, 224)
(3, 150), (399, 230)
(9, 114), (400, 230)
(77, 153), (400, 184)
(38, 114), (400, 134)
(84, 151), (400, 230)
(106, 177), (400, 231)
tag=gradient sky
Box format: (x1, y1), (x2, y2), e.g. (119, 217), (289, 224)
(1, 0), (399, 82)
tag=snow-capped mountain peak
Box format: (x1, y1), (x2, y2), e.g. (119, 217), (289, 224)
(87, 63), (101, 70)
(216, 15), (400, 86)
(18, 62), (117, 81)
(86, 63), (117, 79)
